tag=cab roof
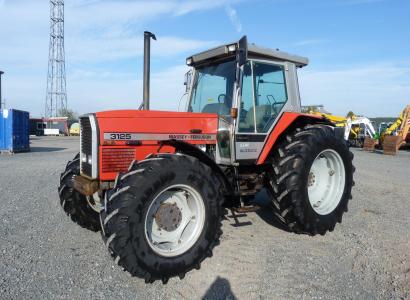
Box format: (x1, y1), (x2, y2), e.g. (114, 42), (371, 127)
(187, 38), (309, 68)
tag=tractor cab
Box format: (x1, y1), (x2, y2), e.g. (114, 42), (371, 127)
(185, 37), (308, 164)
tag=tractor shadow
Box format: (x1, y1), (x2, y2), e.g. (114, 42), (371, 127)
(224, 189), (291, 232)
(224, 209), (253, 227)
(202, 276), (237, 300)
(251, 189), (292, 232)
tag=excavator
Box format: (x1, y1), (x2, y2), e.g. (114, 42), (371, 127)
(309, 112), (377, 147)
(363, 105), (410, 154)
(380, 105), (410, 154)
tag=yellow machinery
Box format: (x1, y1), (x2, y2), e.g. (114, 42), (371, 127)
(310, 112), (376, 147)
(310, 112), (350, 138)
(381, 105), (410, 155)
(69, 122), (80, 136)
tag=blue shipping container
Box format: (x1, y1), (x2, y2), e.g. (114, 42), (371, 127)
(0, 109), (30, 153)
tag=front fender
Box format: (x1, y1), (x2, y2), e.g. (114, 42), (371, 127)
(161, 140), (236, 200)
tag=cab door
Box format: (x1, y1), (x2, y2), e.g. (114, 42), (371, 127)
(235, 60), (290, 162)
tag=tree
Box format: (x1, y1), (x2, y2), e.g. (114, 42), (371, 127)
(302, 105), (319, 113)
(58, 108), (78, 123)
(346, 111), (355, 118)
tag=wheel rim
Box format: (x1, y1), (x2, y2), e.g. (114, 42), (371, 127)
(144, 184), (206, 257)
(86, 192), (101, 213)
(307, 149), (346, 215)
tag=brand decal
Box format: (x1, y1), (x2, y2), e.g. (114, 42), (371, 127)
(239, 148), (258, 153)
(104, 132), (216, 141)
(108, 133), (132, 140)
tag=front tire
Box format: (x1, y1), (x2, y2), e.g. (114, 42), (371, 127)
(266, 124), (354, 235)
(58, 153), (101, 232)
(100, 154), (224, 283)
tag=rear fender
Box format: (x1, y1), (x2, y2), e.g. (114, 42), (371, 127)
(256, 113), (333, 165)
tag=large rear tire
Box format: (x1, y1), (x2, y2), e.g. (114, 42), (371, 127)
(58, 153), (101, 232)
(266, 124), (354, 235)
(100, 153), (224, 283)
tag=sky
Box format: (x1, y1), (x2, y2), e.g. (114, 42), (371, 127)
(0, 0), (409, 117)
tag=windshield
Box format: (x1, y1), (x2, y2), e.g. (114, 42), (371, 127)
(189, 60), (236, 115)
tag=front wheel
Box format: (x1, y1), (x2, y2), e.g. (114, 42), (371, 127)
(58, 153), (101, 231)
(100, 153), (224, 283)
(266, 124), (355, 235)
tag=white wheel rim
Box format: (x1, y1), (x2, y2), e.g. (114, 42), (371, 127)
(144, 184), (206, 257)
(86, 192), (101, 213)
(307, 149), (345, 215)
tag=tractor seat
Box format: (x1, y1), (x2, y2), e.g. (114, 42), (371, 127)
(244, 105), (272, 131)
(201, 103), (230, 115)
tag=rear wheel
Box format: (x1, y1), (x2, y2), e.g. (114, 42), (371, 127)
(58, 153), (101, 231)
(100, 154), (224, 283)
(266, 124), (354, 235)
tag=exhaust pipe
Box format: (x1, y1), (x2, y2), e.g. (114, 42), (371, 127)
(143, 31), (156, 110)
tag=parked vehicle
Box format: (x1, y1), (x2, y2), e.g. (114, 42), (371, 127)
(58, 34), (355, 283)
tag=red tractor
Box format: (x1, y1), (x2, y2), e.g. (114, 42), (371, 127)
(59, 33), (354, 283)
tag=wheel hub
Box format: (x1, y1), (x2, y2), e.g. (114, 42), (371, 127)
(307, 149), (346, 215)
(144, 184), (206, 257)
(86, 192), (101, 212)
(155, 203), (182, 232)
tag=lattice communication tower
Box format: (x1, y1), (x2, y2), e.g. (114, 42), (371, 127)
(45, 0), (67, 117)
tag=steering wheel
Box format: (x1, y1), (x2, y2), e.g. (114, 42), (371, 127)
(217, 94), (226, 103)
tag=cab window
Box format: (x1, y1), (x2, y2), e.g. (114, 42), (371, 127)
(239, 61), (288, 133)
(238, 62), (255, 132)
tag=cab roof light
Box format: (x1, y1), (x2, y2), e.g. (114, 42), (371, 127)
(227, 44), (237, 52)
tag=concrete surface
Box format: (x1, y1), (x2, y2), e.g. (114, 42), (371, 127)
(0, 136), (409, 299)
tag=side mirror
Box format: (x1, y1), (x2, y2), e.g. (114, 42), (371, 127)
(184, 70), (192, 93)
(237, 35), (248, 66)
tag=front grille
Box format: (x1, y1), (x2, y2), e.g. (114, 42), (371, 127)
(80, 116), (92, 177)
(102, 148), (135, 173)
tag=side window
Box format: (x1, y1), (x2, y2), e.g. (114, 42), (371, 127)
(238, 62), (255, 132)
(253, 62), (288, 132)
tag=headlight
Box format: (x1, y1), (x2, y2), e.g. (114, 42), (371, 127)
(217, 118), (231, 159)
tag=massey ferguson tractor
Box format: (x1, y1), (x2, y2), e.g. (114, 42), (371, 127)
(58, 33), (354, 283)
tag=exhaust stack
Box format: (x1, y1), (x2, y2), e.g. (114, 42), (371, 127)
(143, 31), (156, 110)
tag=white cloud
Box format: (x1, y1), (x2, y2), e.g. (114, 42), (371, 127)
(67, 35), (215, 63)
(67, 65), (189, 114)
(225, 5), (242, 33)
(5, 64), (189, 117)
(299, 63), (410, 117)
(174, 0), (242, 16)
(0, 0), (229, 115)
(0, 0), (232, 66)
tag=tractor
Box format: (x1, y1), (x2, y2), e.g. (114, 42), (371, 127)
(58, 33), (354, 283)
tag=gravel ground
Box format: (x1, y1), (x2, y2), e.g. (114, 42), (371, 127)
(0, 136), (409, 299)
